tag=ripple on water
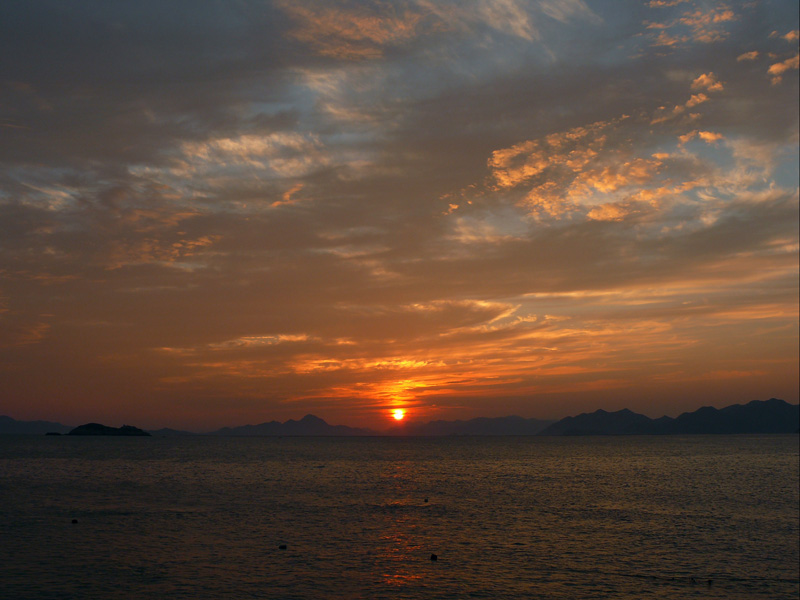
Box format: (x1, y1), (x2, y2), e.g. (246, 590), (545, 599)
(0, 435), (797, 599)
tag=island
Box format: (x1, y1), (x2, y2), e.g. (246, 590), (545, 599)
(67, 423), (151, 436)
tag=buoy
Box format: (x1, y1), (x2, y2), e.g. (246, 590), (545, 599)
(278, 544), (287, 550)
(424, 498), (429, 503)
(71, 519), (78, 524)
(430, 554), (438, 561)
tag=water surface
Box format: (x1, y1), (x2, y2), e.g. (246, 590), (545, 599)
(1, 435), (797, 599)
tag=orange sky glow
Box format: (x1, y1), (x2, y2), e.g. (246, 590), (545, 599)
(0, 1), (797, 431)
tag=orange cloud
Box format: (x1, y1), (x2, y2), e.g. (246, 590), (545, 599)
(179, 133), (329, 178)
(486, 109), (736, 220)
(487, 119), (640, 218)
(586, 203), (629, 222)
(697, 131), (725, 144)
(488, 119), (617, 190)
(646, 6), (738, 50)
(679, 7), (736, 43)
(574, 157), (662, 194)
(647, 0), (688, 6)
(768, 54), (799, 84)
(685, 92), (709, 107)
(691, 72), (724, 92)
(271, 183), (306, 208)
(278, 1), (428, 60)
(737, 50), (759, 61)
(651, 76), (720, 124)
(678, 130), (725, 145)
(652, 31), (687, 47)
(650, 104), (684, 124)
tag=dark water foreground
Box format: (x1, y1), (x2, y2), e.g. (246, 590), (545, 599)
(1, 435), (797, 599)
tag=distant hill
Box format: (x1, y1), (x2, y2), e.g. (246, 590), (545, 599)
(538, 408), (659, 436)
(148, 427), (196, 436)
(664, 398), (800, 434)
(0, 415), (72, 435)
(540, 398), (799, 436)
(397, 415), (555, 436)
(68, 423), (151, 436)
(209, 414), (374, 436)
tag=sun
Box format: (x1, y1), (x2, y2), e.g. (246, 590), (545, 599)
(392, 409), (406, 421)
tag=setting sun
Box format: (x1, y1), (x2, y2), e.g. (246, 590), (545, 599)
(392, 409), (406, 421)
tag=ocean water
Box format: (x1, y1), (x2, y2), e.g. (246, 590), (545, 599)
(0, 435), (797, 600)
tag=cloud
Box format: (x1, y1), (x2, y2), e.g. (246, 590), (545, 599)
(178, 133), (330, 178)
(678, 7), (736, 43)
(486, 119), (648, 219)
(697, 130), (725, 143)
(651, 31), (687, 47)
(276, 0), (598, 61)
(271, 183), (306, 208)
(647, 0), (688, 6)
(737, 50), (759, 61)
(488, 117), (620, 189)
(679, 130), (724, 145)
(645, 4), (739, 48)
(416, 0), (598, 43)
(768, 53), (799, 85)
(106, 234), (221, 270)
(277, 0), (430, 60)
(474, 0), (540, 41)
(685, 92), (709, 107)
(691, 72), (724, 92)
(482, 108), (733, 220)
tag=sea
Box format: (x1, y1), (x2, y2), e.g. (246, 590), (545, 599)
(0, 435), (797, 600)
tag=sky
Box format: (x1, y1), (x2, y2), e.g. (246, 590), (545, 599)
(0, 0), (798, 431)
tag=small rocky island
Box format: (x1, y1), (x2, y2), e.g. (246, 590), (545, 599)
(67, 423), (151, 436)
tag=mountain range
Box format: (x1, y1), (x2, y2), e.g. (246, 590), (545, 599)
(67, 423), (151, 436)
(209, 414), (373, 436)
(0, 415), (72, 435)
(538, 398), (799, 435)
(1, 398), (797, 436)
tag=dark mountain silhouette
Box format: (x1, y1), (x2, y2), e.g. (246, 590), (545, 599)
(540, 399), (799, 436)
(208, 414), (373, 436)
(539, 408), (659, 436)
(664, 398), (799, 434)
(68, 423), (151, 436)
(396, 415), (555, 436)
(148, 427), (196, 436)
(0, 415), (72, 435)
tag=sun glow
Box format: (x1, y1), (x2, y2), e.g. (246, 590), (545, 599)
(392, 409), (406, 421)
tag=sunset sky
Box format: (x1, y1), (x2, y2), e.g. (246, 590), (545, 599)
(1, 0), (797, 430)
